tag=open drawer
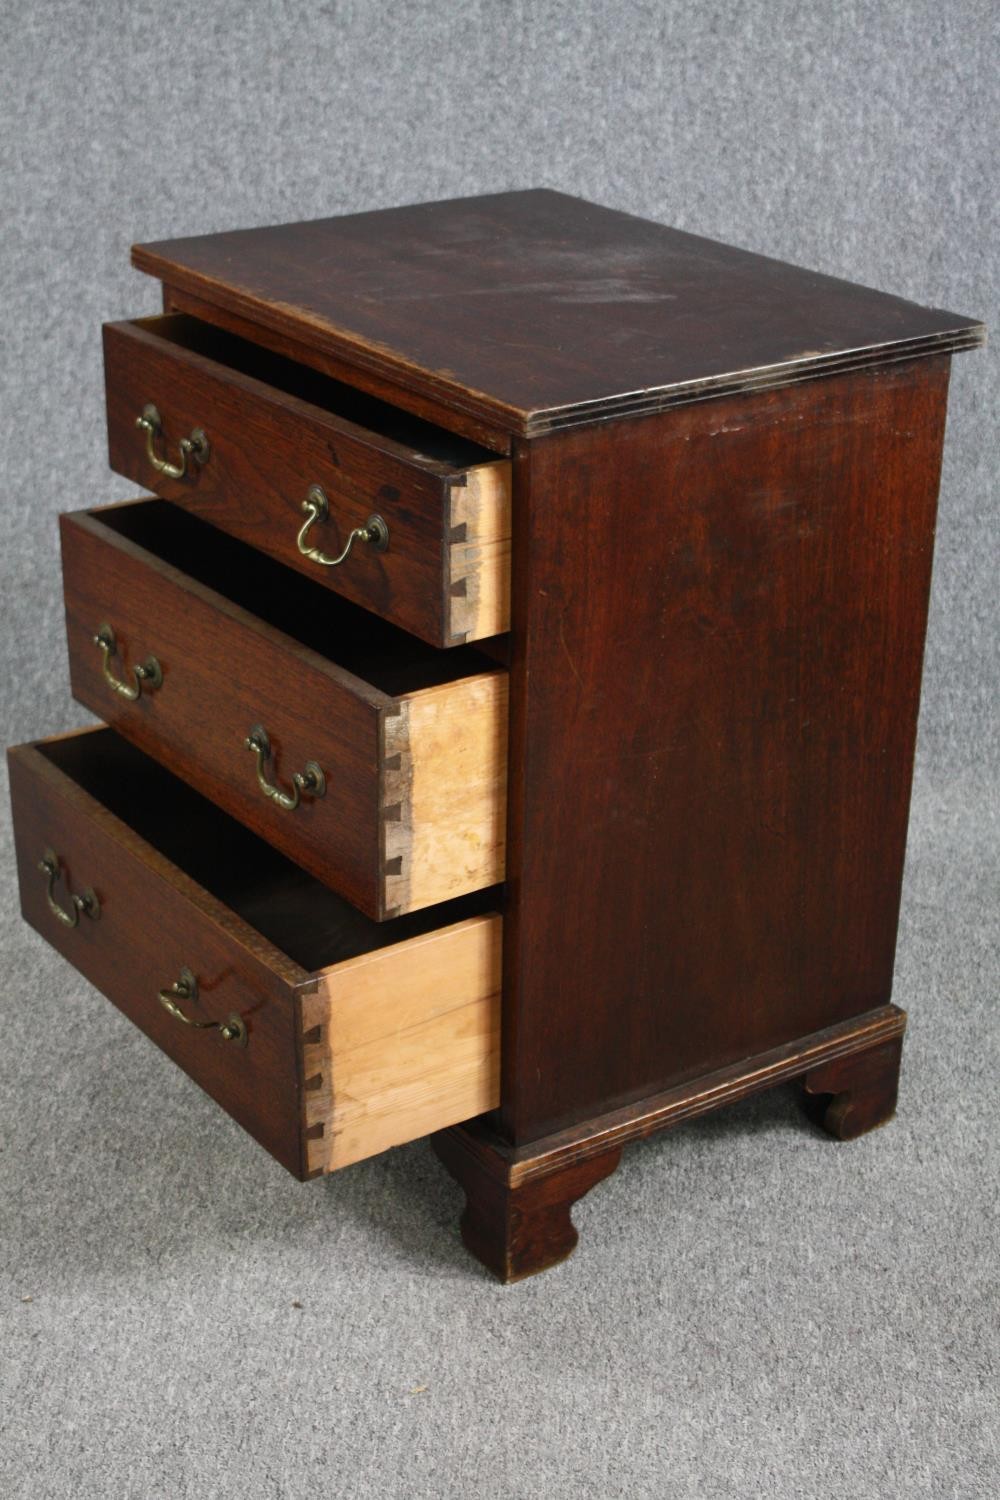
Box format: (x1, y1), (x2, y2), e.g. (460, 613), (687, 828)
(8, 728), (501, 1179)
(61, 499), (508, 920)
(104, 313), (511, 646)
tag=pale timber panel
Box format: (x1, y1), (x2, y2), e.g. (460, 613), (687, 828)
(447, 461), (512, 642)
(382, 671), (508, 916)
(301, 914), (502, 1173)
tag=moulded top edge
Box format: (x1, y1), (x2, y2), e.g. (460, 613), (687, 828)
(132, 189), (985, 439)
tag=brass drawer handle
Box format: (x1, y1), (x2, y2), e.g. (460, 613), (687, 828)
(93, 623), (163, 701)
(245, 724), (326, 811)
(136, 403), (210, 481)
(39, 847), (100, 927)
(158, 967), (248, 1046)
(297, 485), (389, 567)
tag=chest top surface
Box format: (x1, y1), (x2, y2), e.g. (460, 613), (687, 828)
(133, 188), (983, 440)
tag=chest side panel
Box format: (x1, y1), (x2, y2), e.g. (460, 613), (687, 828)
(502, 358), (951, 1141)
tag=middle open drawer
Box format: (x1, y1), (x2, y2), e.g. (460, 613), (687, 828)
(61, 499), (508, 920)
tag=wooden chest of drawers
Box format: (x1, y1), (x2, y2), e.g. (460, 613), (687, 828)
(7, 190), (983, 1280)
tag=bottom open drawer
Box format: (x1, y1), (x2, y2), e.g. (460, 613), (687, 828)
(7, 727), (501, 1179)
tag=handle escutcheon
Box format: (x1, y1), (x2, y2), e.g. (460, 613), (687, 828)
(39, 847), (100, 928)
(157, 967), (247, 1046)
(297, 485), (389, 567)
(136, 403), (209, 481)
(244, 725), (326, 811)
(93, 623), (162, 701)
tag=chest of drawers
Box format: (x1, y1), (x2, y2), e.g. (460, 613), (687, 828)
(7, 190), (983, 1280)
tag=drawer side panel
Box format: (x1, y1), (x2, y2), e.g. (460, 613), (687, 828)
(300, 914), (502, 1174)
(382, 674), (508, 917)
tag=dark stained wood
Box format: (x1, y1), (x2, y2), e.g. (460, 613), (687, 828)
(502, 358), (951, 1143)
(498, 1006), (906, 1176)
(433, 1003), (905, 1280)
(14, 729), (499, 967)
(802, 1035), (904, 1139)
(60, 501), (500, 919)
(7, 729), (501, 1177)
(103, 314), (505, 646)
(7, 191), (986, 1278)
(8, 733), (308, 1177)
(63, 505), (379, 918)
(131, 190), (983, 441)
(432, 1127), (622, 1282)
(158, 286), (513, 453)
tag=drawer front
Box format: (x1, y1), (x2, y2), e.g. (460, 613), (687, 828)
(103, 316), (511, 646)
(8, 737), (305, 1175)
(61, 509), (385, 917)
(61, 505), (508, 919)
(8, 730), (502, 1180)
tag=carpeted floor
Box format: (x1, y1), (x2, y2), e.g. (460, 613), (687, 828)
(1, 761), (996, 1499)
(2, 2), (997, 1495)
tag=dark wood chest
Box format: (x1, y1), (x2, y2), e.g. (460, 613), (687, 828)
(7, 190), (983, 1278)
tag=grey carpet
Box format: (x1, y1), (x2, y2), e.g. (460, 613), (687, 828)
(1, 2), (997, 1496)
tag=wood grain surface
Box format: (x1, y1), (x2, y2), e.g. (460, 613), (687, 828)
(8, 732), (308, 1175)
(104, 314), (510, 645)
(61, 501), (507, 918)
(501, 357), (951, 1142)
(133, 190), (982, 440)
(432, 1002), (906, 1280)
(302, 914), (501, 1175)
(382, 673), (508, 917)
(8, 728), (504, 1179)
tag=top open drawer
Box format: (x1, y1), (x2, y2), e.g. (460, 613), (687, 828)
(103, 314), (511, 647)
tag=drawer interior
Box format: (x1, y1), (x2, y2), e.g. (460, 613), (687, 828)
(135, 314), (500, 467)
(39, 729), (499, 971)
(93, 499), (502, 694)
